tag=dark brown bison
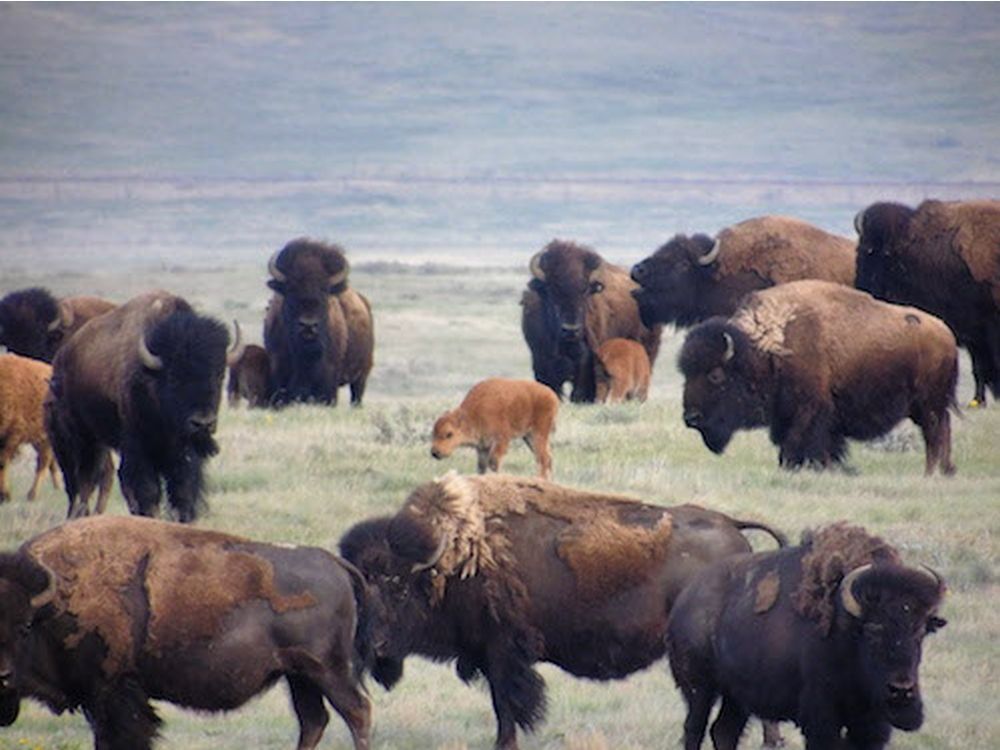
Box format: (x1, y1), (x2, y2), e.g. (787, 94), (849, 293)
(666, 522), (946, 750)
(264, 238), (374, 406)
(340, 472), (785, 750)
(855, 199), (1000, 407)
(45, 290), (230, 522)
(0, 515), (372, 750)
(630, 215), (856, 329)
(521, 239), (662, 402)
(0, 287), (116, 362)
(226, 320), (272, 408)
(679, 280), (958, 474)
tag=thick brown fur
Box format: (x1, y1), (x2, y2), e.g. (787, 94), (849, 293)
(0, 354), (59, 502)
(593, 338), (651, 403)
(226, 344), (271, 408)
(0, 288), (116, 363)
(431, 379), (559, 479)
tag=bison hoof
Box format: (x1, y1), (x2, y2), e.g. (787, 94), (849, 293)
(967, 398), (985, 409)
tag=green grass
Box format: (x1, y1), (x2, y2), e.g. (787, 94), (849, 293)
(0, 263), (997, 749)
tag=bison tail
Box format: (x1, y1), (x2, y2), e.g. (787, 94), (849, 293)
(338, 556), (377, 688)
(734, 520), (789, 549)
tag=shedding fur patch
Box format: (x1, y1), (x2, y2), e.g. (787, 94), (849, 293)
(792, 522), (901, 635)
(731, 293), (797, 356)
(753, 570), (781, 613)
(26, 517), (316, 674)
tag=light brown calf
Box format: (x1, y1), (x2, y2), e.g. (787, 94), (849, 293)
(594, 338), (651, 403)
(0, 353), (59, 502)
(431, 378), (559, 479)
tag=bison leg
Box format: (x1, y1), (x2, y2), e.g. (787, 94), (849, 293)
(26, 443), (56, 501)
(484, 650), (546, 750)
(309, 670), (371, 750)
(709, 696), (749, 750)
(118, 444), (163, 518)
(350, 377), (367, 407)
(287, 675), (330, 750)
(94, 453), (116, 514)
(679, 685), (716, 750)
(163, 454), (207, 523)
(477, 446), (490, 474)
(525, 433), (552, 480)
(487, 439), (509, 473)
(86, 679), (161, 750)
(761, 720), (785, 748)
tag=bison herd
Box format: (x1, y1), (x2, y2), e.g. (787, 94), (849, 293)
(0, 197), (995, 749)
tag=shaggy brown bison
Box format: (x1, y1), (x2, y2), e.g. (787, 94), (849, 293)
(630, 215), (856, 329)
(0, 287), (116, 362)
(264, 238), (374, 406)
(45, 290), (230, 521)
(340, 472), (785, 750)
(431, 378), (559, 479)
(521, 239), (662, 402)
(226, 320), (272, 408)
(0, 354), (59, 503)
(679, 280), (958, 474)
(0, 516), (373, 750)
(855, 199), (1000, 407)
(593, 337), (651, 403)
(666, 522), (946, 750)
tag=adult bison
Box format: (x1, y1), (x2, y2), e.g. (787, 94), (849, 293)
(521, 239), (662, 402)
(264, 238), (374, 406)
(630, 215), (856, 329)
(0, 287), (116, 362)
(666, 522), (946, 750)
(679, 280), (958, 474)
(340, 472), (785, 750)
(854, 199), (1000, 407)
(0, 515), (372, 750)
(45, 290), (230, 521)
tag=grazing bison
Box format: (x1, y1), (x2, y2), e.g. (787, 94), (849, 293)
(0, 287), (116, 362)
(0, 354), (59, 502)
(45, 290), (229, 522)
(680, 280), (958, 474)
(630, 215), (856, 329)
(226, 320), (272, 408)
(521, 239), (662, 402)
(0, 515), (373, 750)
(855, 199), (1000, 407)
(666, 522), (946, 750)
(264, 238), (374, 406)
(594, 337), (651, 403)
(340, 472), (785, 750)
(431, 378), (559, 479)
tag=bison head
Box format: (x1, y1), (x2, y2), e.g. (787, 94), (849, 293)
(0, 287), (71, 362)
(839, 562), (946, 731)
(339, 516), (443, 690)
(138, 310), (229, 458)
(630, 234), (719, 327)
(267, 238), (349, 356)
(679, 320), (768, 454)
(430, 410), (465, 460)
(0, 554), (57, 726)
(528, 240), (605, 350)
(854, 202), (915, 299)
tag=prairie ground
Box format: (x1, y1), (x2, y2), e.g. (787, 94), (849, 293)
(0, 263), (997, 750)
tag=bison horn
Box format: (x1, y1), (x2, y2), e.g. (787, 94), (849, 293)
(722, 332), (735, 363)
(854, 208), (866, 236)
(329, 267), (347, 289)
(697, 238), (722, 266)
(138, 334), (164, 371)
(918, 564), (944, 591)
(267, 249), (287, 283)
(410, 535), (448, 574)
(226, 320), (245, 366)
(48, 301), (74, 332)
(529, 251), (546, 282)
(840, 563), (873, 618)
(29, 561), (58, 610)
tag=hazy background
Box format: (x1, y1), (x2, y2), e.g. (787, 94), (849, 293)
(1, 2), (998, 273)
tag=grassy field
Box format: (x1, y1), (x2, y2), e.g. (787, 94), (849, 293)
(0, 262), (997, 750)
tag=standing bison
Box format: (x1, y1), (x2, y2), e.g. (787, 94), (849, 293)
(45, 290), (229, 521)
(264, 238), (374, 406)
(521, 239), (662, 402)
(666, 522), (946, 750)
(226, 320), (272, 408)
(680, 280), (958, 474)
(0, 515), (372, 750)
(855, 199), (1000, 407)
(0, 287), (116, 362)
(630, 215), (856, 329)
(0, 354), (59, 503)
(340, 472), (785, 750)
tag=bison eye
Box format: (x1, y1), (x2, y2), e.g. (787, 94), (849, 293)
(588, 280), (605, 294)
(445, 431), (453, 439)
(708, 368), (725, 385)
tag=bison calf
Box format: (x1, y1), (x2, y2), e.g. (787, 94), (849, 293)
(0, 516), (373, 750)
(431, 378), (559, 479)
(226, 321), (272, 408)
(0, 354), (59, 502)
(594, 337), (651, 403)
(666, 522), (946, 750)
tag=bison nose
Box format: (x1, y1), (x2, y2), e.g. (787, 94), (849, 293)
(560, 323), (582, 340)
(297, 317), (320, 338)
(887, 679), (916, 701)
(630, 262), (647, 283)
(683, 409), (702, 428)
(188, 415), (217, 435)
(431, 448), (442, 460)
(0, 670), (12, 689)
